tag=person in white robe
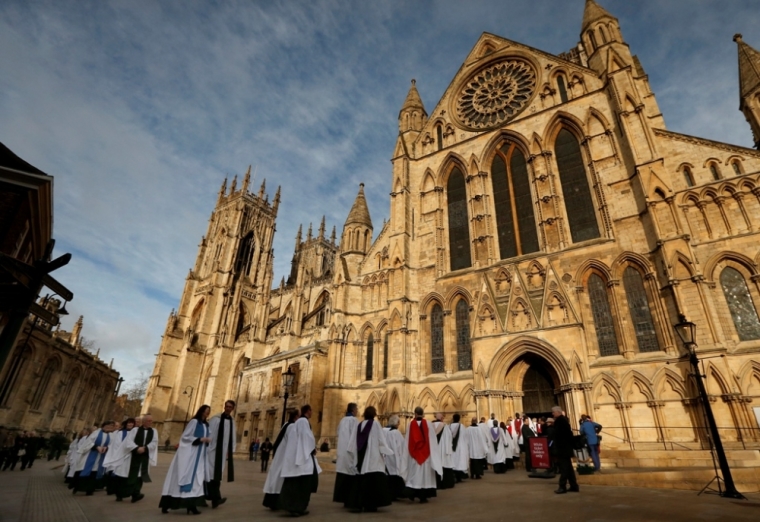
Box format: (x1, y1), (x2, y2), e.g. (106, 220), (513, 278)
(404, 407), (442, 503)
(477, 417), (492, 470)
(332, 402), (358, 505)
(262, 411), (299, 510)
(109, 415), (158, 502)
(277, 404), (322, 516)
(432, 412), (455, 489)
(159, 405), (211, 515)
(449, 414), (469, 482)
(65, 429), (90, 485)
(103, 418), (135, 495)
(465, 417), (489, 479)
(73, 420), (116, 495)
(345, 406), (393, 512)
(508, 416), (523, 461)
(382, 415), (407, 500)
(206, 400), (237, 508)
(488, 420), (510, 474)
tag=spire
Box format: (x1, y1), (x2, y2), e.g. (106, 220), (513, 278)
(344, 183), (373, 229)
(230, 175), (237, 194)
(258, 178), (266, 199)
(218, 177), (228, 201)
(330, 225), (336, 245)
(242, 165), (251, 192)
(273, 185), (281, 213)
(398, 79), (427, 133)
(581, 0), (616, 32)
(318, 215), (325, 239)
(307, 222), (313, 241)
(295, 224), (302, 250)
(735, 34), (760, 100)
(399, 79), (426, 117)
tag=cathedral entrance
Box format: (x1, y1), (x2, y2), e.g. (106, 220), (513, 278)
(506, 353), (563, 419)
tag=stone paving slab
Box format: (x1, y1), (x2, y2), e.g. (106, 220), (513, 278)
(2, 455), (760, 522)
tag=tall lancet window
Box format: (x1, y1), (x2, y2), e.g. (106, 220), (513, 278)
(365, 333), (374, 381)
(623, 267), (660, 353)
(588, 274), (619, 356)
(431, 304), (444, 374)
(721, 267), (760, 341)
(556, 129), (600, 243)
(491, 143), (539, 259)
(455, 300), (472, 371)
(383, 332), (389, 379)
(447, 167), (472, 271)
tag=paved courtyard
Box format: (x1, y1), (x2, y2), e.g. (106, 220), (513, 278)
(2, 454), (760, 522)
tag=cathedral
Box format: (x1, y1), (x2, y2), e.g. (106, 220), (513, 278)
(144, 0), (760, 455)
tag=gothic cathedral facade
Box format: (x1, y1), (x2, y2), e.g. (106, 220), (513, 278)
(144, 1), (760, 451)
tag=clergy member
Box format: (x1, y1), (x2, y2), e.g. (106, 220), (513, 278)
(333, 402), (358, 505)
(103, 418), (136, 497)
(277, 404), (322, 516)
(112, 414), (158, 502)
(489, 420), (509, 474)
(465, 418), (489, 479)
(207, 400), (236, 509)
(66, 428), (90, 485)
(404, 407), (442, 503)
(73, 420), (116, 495)
(382, 415), (407, 500)
(431, 412), (455, 489)
(345, 406), (393, 513)
(449, 414), (468, 482)
(159, 405), (211, 515)
(262, 410), (299, 510)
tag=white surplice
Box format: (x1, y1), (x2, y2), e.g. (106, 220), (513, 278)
(432, 421), (454, 469)
(263, 423), (295, 495)
(486, 426), (508, 465)
(347, 420), (393, 474)
(207, 414), (236, 477)
(404, 419), (442, 490)
(103, 428), (131, 472)
(65, 437), (83, 477)
(280, 417), (323, 478)
(335, 415), (358, 475)
(508, 420), (521, 457)
(382, 427), (407, 480)
(465, 425), (489, 460)
(449, 423), (469, 473)
(111, 427), (159, 479)
(75, 429), (111, 473)
(161, 419), (209, 499)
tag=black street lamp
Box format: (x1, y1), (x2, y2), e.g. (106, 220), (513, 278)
(280, 367), (296, 426)
(673, 314), (745, 499)
(183, 386), (194, 425)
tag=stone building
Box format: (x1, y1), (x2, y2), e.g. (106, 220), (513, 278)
(145, 1), (760, 455)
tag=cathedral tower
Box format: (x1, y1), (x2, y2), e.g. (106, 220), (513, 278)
(735, 34), (760, 149)
(143, 167), (280, 442)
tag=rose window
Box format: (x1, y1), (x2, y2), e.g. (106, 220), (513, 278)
(456, 59), (537, 130)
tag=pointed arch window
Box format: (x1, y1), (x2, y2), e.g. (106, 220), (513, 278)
(709, 164), (721, 181)
(556, 129), (600, 243)
(491, 144), (539, 259)
(0, 345), (32, 406)
(455, 300), (472, 371)
(683, 166), (694, 187)
(623, 267), (660, 353)
(557, 75), (568, 103)
(587, 30), (598, 51)
(447, 167), (472, 271)
(588, 274), (620, 356)
(720, 267), (760, 341)
(431, 304), (444, 373)
(437, 124), (443, 151)
(234, 232), (255, 277)
(58, 368), (80, 413)
(365, 333), (374, 381)
(598, 26), (607, 44)
(31, 358), (58, 410)
(383, 332), (389, 379)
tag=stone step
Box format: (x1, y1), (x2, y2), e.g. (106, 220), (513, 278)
(602, 448), (760, 460)
(577, 466), (760, 493)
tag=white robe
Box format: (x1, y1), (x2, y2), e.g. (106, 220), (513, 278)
(112, 427), (159, 479)
(404, 419), (442, 490)
(335, 415), (358, 475)
(487, 426), (508, 465)
(508, 421), (522, 457)
(432, 421), (454, 469)
(75, 429), (111, 474)
(161, 419), (209, 499)
(280, 417), (322, 478)
(66, 438), (83, 477)
(347, 420), (393, 474)
(263, 423), (294, 495)
(465, 426), (489, 460)
(103, 428), (131, 472)
(449, 423), (469, 473)
(207, 414), (236, 478)
(382, 427), (407, 480)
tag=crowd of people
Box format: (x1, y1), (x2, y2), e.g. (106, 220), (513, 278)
(0, 430), (68, 471)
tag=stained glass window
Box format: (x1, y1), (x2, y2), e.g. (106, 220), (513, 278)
(431, 304), (445, 373)
(556, 129), (600, 243)
(456, 300), (472, 371)
(588, 274), (620, 356)
(366, 334), (374, 381)
(557, 76), (568, 103)
(623, 267), (660, 353)
(492, 144), (539, 260)
(720, 267), (760, 341)
(448, 168), (472, 271)
(383, 333), (389, 379)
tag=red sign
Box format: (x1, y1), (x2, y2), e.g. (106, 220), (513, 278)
(529, 437), (551, 469)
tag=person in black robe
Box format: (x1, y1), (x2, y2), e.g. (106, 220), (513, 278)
(206, 400), (236, 509)
(260, 438), (273, 472)
(552, 406), (579, 494)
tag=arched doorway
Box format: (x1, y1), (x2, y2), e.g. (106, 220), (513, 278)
(506, 353), (563, 418)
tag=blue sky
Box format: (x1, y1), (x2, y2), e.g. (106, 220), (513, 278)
(1, 0), (759, 386)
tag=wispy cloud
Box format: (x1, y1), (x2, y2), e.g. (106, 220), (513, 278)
(1, 0), (758, 382)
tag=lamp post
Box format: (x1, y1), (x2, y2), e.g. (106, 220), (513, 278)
(673, 314), (744, 499)
(280, 367), (296, 426)
(183, 386), (194, 425)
